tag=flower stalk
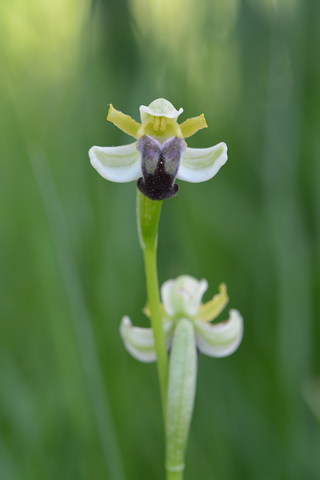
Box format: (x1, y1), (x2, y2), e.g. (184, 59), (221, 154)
(137, 190), (168, 419)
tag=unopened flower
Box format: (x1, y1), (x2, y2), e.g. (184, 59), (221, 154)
(120, 275), (243, 362)
(89, 98), (228, 200)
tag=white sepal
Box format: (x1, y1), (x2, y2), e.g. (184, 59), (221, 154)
(166, 319), (197, 476)
(177, 142), (228, 183)
(161, 275), (208, 317)
(89, 143), (141, 183)
(120, 316), (173, 363)
(194, 309), (243, 357)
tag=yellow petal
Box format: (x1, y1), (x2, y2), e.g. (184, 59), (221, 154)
(179, 114), (207, 138)
(196, 283), (229, 322)
(107, 104), (141, 139)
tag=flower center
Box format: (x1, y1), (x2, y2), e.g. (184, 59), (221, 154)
(138, 116), (183, 141)
(152, 116), (167, 132)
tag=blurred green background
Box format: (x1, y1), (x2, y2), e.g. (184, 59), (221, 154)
(1, 0), (319, 478)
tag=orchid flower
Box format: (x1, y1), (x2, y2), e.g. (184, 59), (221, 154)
(89, 98), (228, 200)
(120, 275), (243, 363)
(120, 275), (243, 476)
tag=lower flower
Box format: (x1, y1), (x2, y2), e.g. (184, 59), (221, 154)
(120, 275), (243, 362)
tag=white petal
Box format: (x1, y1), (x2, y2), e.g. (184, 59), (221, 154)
(177, 142), (228, 183)
(161, 275), (208, 317)
(194, 309), (243, 357)
(119, 316), (173, 363)
(140, 98), (183, 123)
(89, 143), (141, 183)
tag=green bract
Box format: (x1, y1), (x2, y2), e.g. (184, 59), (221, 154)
(120, 275), (243, 362)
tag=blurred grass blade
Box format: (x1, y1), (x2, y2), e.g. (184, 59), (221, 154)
(302, 377), (320, 424)
(30, 151), (126, 480)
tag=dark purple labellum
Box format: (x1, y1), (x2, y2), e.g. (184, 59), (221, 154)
(137, 135), (185, 201)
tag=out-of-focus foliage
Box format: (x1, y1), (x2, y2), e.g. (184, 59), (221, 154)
(0, 0), (319, 479)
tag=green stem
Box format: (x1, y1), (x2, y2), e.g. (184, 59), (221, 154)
(144, 245), (168, 419)
(137, 190), (168, 420)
